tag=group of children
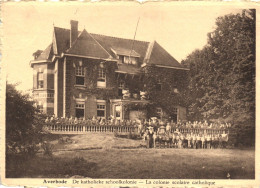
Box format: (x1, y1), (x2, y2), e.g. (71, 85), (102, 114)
(143, 123), (229, 149)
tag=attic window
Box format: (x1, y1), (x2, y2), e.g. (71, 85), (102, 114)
(123, 56), (137, 65)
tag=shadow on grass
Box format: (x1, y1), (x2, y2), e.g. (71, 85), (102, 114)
(6, 154), (97, 178)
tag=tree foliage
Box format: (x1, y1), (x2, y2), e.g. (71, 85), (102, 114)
(6, 83), (46, 156)
(182, 10), (255, 146)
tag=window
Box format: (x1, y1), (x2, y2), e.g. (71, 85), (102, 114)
(118, 81), (125, 96)
(38, 72), (44, 89)
(37, 105), (43, 113)
(75, 102), (85, 118)
(156, 107), (163, 119)
(115, 105), (121, 119)
(97, 68), (106, 88)
(98, 68), (105, 82)
(171, 108), (178, 122)
(123, 56), (137, 65)
(97, 103), (106, 118)
(75, 66), (85, 85)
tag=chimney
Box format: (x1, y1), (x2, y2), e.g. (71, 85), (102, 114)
(70, 20), (78, 47)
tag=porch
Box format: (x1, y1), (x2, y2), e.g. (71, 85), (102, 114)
(110, 98), (150, 121)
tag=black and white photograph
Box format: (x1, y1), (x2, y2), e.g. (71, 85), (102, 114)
(1, 2), (258, 186)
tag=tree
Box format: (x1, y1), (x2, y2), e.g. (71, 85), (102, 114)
(183, 10), (255, 146)
(6, 83), (46, 157)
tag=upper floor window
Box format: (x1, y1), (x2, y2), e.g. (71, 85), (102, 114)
(38, 72), (44, 89)
(98, 68), (105, 82)
(75, 66), (85, 85)
(173, 107), (178, 114)
(97, 68), (106, 88)
(118, 81), (125, 96)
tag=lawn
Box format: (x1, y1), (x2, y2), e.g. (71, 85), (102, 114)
(6, 134), (255, 179)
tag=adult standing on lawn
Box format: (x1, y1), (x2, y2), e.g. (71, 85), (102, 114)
(221, 131), (228, 148)
(147, 126), (154, 148)
(166, 122), (171, 133)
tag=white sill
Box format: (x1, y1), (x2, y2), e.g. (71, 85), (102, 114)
(74, 85), (87, 88)
(34, 88), (46, 91)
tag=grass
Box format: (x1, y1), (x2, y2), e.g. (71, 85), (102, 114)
(6, 155), (97, 178)
(6, 134), (255, 179)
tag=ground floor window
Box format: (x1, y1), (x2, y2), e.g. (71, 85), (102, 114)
(115, 105), (121, 119)
(156, 107), (163, 119)
(170, 107), (178, 122)
(75, 103), (85, 118)
(97, 103), (106, 118)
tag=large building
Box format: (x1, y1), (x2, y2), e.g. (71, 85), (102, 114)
(30, 20), (189, 122)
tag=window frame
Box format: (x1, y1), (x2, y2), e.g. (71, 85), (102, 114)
(97, 68), (106, 82)
(173, 107), (178, 114)
(156, 107), (163, 117)
(75, 66), (85, 86)
(75, 101), (85, 118)
(123, 56), (137, 65)
(97, 102), (106, 118)
(37, 72), (44, 89)
(97, 68), (106, 88)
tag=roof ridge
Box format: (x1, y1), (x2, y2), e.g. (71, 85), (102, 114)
(54, 26), (149, 44)
(90, 33), (149, 44)
(144, 40), (155, 63)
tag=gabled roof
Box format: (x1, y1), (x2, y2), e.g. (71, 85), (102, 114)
(53, 27), (70, 55)
(91, 33), (149, 64)
(35, 43), (53, 61)
(50, 25), (185, 69)
(111, 47), (140, 57)
(66, 29), (111, 59)
(146, 41), (182, 68)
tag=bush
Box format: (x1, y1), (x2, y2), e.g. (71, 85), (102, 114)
(6, 83), (46, 156)
(42, 142), (54, 157)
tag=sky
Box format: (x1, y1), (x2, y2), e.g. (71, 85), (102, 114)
(2, 2), (245, 92)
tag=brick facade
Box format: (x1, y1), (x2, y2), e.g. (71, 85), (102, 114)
(30, 20), (189, 121)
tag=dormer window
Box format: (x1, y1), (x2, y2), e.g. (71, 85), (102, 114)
(75, 66), (85, 85)
(123, 56), (137, 65)
(110, 48), (140, 65)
